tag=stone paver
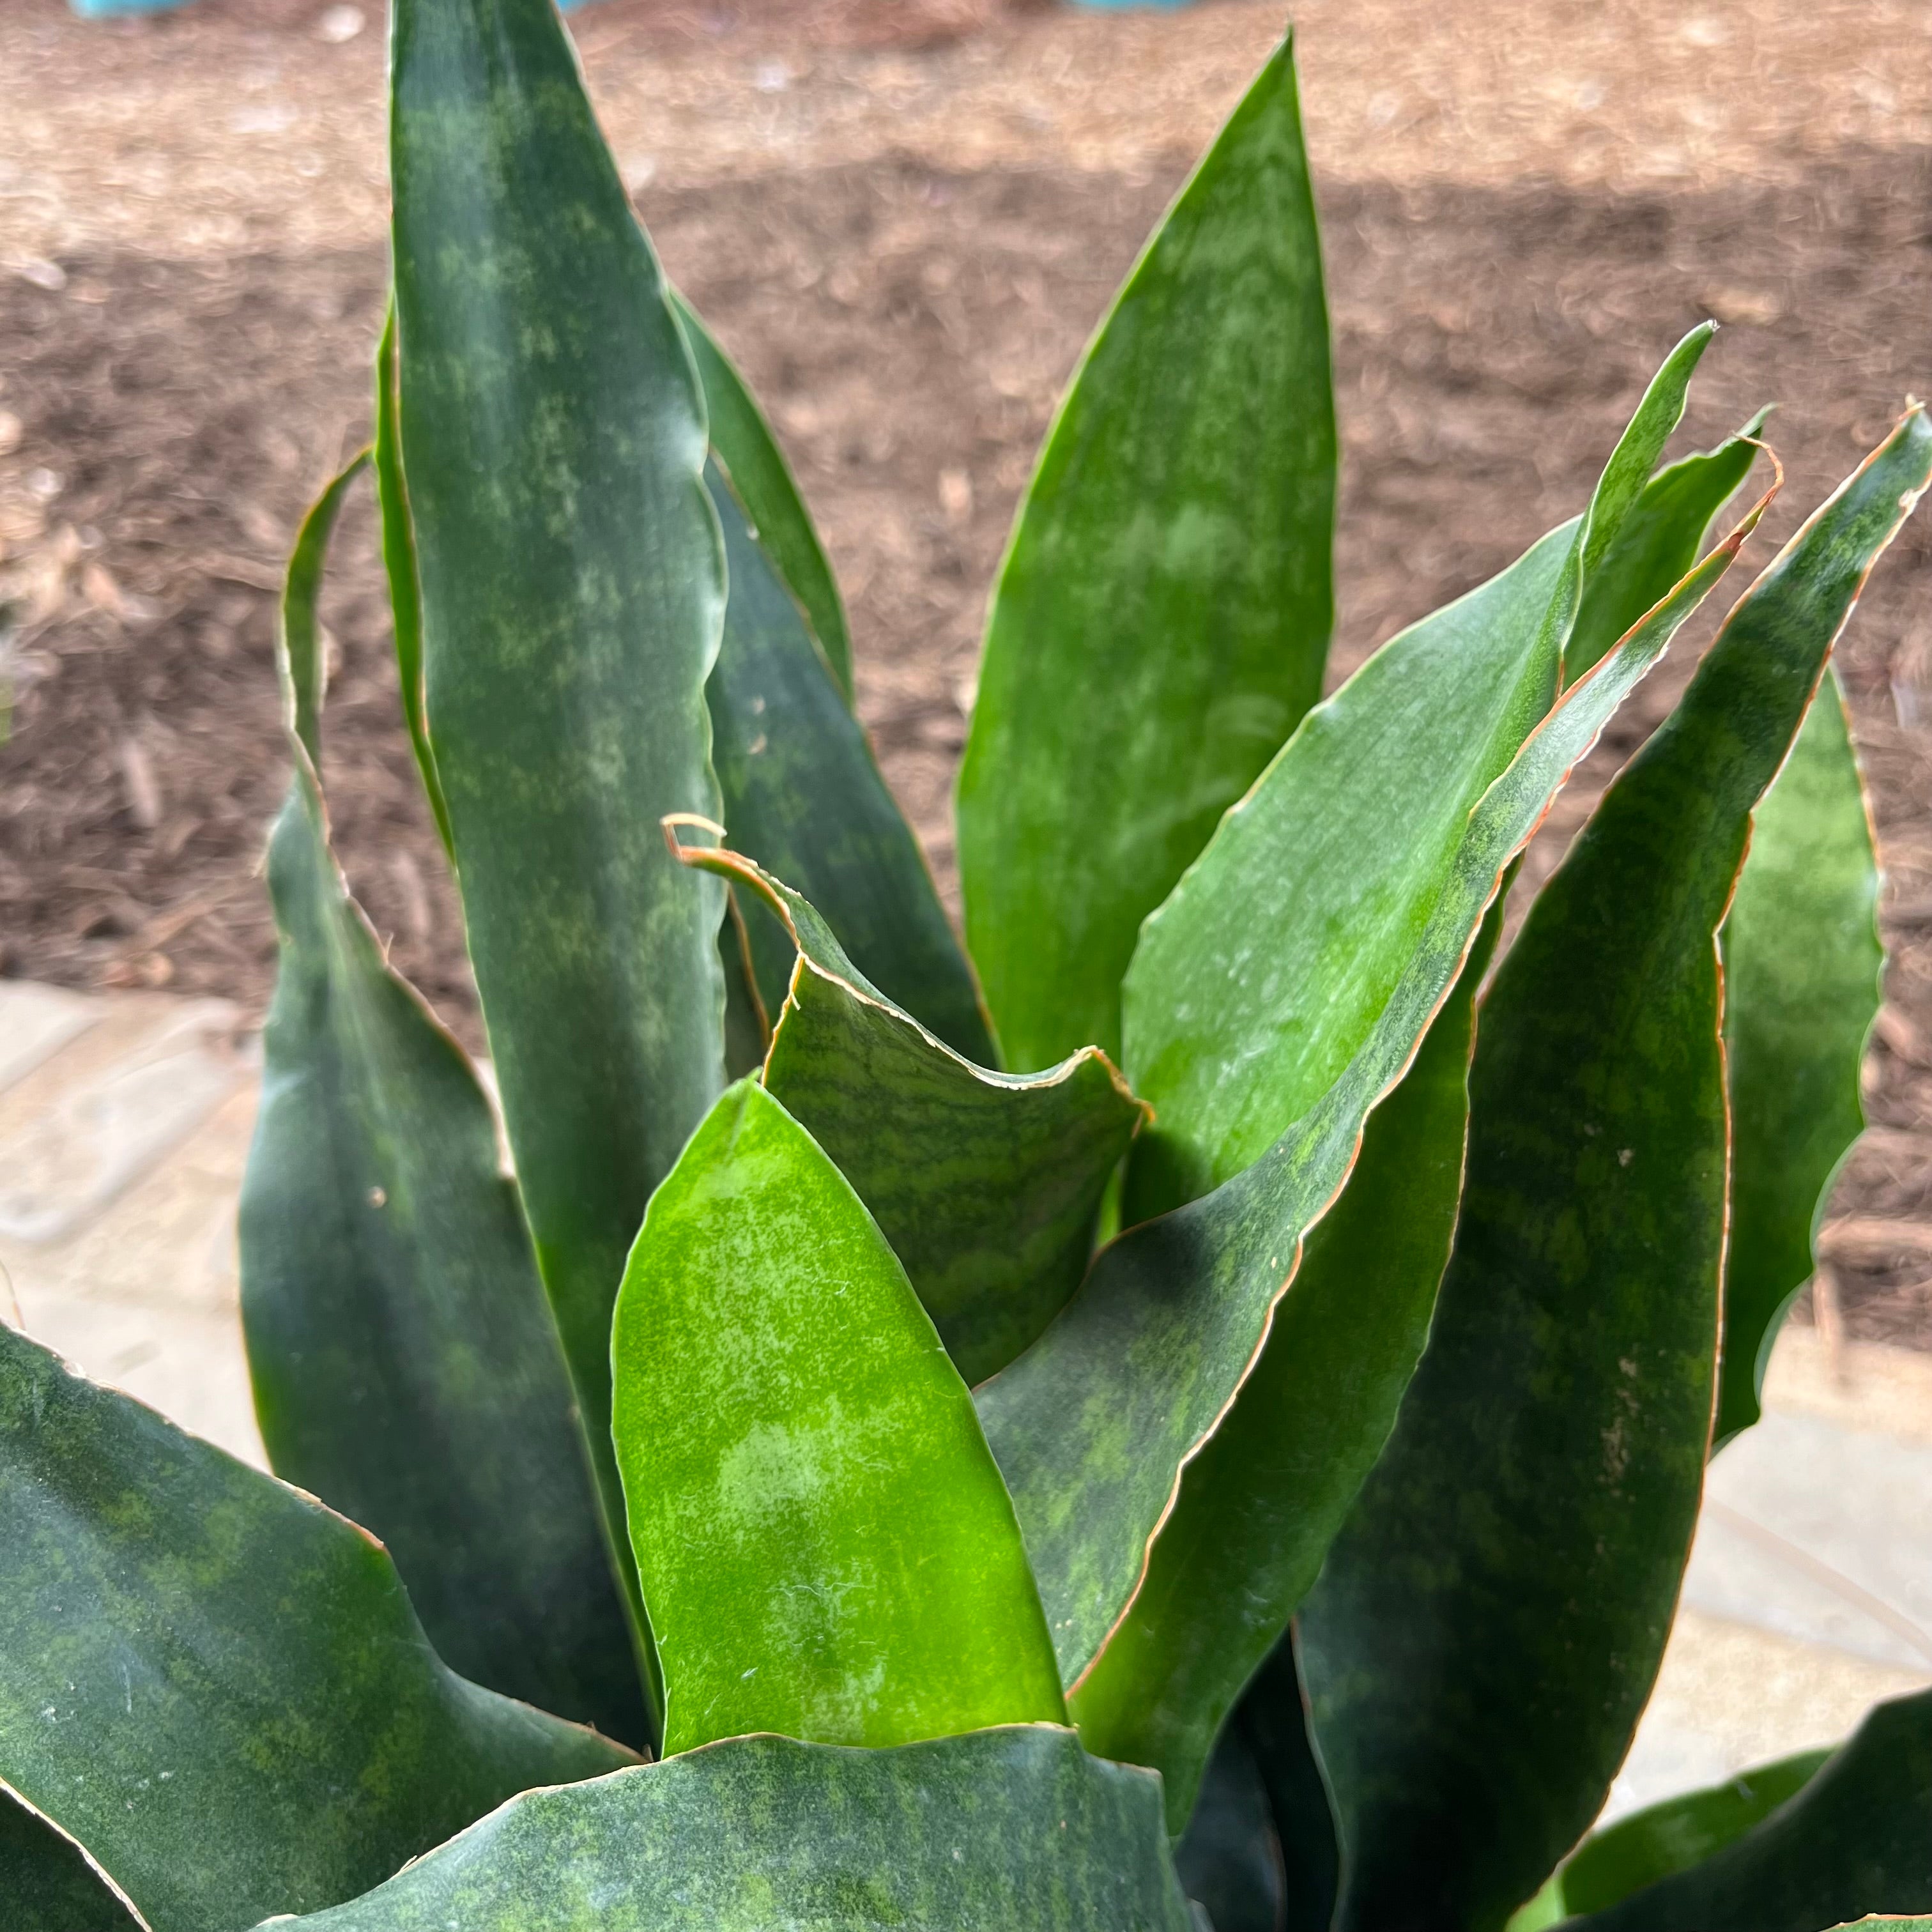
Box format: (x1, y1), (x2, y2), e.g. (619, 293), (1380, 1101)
(1611, 1328), (1932, 1816)
(2, 977), (1928, 1827)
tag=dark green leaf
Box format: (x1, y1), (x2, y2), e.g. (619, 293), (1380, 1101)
(956, 35), (1335, 1070)
(1, 1781), (144, 1932)
(0, 1322), (633, 1932)
(611, 1078), (1065, 1752)
(976, 506), (1754, 1689)
(1300, 409), (1932, 1932)
(1173, 1724), (1285, 1932)
(1558, 1747), (1830, 1917)
(1237, 1630), (1342, 1932)
(389, 0), (728, 1703)
(1076, 905), (1500, 1829)
(1567, 1690), (1932, 1932)
(1122, 326), (1716, 1223)
(678, 839), (1146, 1384)
(240, 464), (647, 1746)
(703, 459), (994, 1062)
(1565, 411), (1768, 681)
(1171, 1627), (1340, 1932)
(717, 905), (770, 1078)
(248, 1727), (1192, 1932)
(672, 290), (854, 702)
(1716, 667), (1881, 1446)
(372, 306), (452, 855)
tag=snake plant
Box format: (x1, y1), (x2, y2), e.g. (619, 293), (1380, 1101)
(4, 2), (1929, 1929)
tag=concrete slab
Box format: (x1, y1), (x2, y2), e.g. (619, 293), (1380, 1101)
(0, 982), (263, 1466)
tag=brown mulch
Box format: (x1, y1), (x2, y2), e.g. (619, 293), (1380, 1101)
(3, 12), (1932, 1344)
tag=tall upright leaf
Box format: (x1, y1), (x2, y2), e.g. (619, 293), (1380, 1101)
(976, 516), (1752, 1689)
(1565, 412), (1768, 681)
(1300, 410), (1932, 1932)
(250, 1729), (1192, 1932)
(1075, 907), (1499, 1828)
(1122, 328), (1719, 1222)
(1567, 1690), (1932, 1932)
(1078, 364), (1758, 1823)
(0, 1324), (632, 1932)
(673, 291), (855, 702)
(676, 839), (1145, 1384)
(388, 0), (728, 1643)
(240, 463), (648, 1746)
(957, 34), (1335, 1070)
(372, 308), (451, 855)
(703, 461), (994, 1061)
(1716, 667), (1881, 1446)
(611, 1080), (1066, 1753)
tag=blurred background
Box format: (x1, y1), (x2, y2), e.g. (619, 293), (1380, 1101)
(3, 0), (1932, 1828)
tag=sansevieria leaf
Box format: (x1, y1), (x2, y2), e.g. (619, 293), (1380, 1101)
(388, 0), (727, 1696)
(250, 1729), (1192, 1932)
(1567, 1689), (1932, 1932)
(1552, 1747), (1831, 1919)
(1715, 666), (1881, 1447)
(240, 462), (648, 1745)
(1122, 326), (1719, 1222)
(676, 838), (1146, 1384)
(958, 34), (1335, 1070)
(976, 490), (1755, 1689)
(372, 309), (450, 856)
(1075, 904), (1501, 1828)
(1300, 408), (1932, 1932)
(0, 1323), (632, 1932)
(611, 1080), (1065, 1752)
(702, 461), (994, 1062)
(673, 291), (855, 703)
(1082, 353), (1758, 1823)
(1171, 1630), (1339, 1932)
(1, 1781), (143, 1932)
(1564, 410), (1768, 681)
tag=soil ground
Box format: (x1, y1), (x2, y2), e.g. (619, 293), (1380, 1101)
(4, 0), (1932, 1342)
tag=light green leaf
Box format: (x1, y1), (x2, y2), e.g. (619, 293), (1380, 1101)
(957, 35), (1335, 1071)
(248, 1728), (1192, 1932)
(372, 307), (451, 856)
(1566, 1690), (1932, 1932)
(1556, 1747), (1831, 1918)
(240, 462), (648, 1746)
(673, 290), (854, 702)
(703, 460), (994, 1062)
(1122, 325), (1717, 1222)
(1076, 903), (1499, 1829)
(1, 1781), (144, 1932)
(611, 1079), (1065, 1753)
(678, 839), (1146, 1384)
(1566, 410), (1768, 681)
(975, 493), (1756, 1689)
(0, 1322), (633, 1932)
(1300, 409), (1932, 1932)
(388, 0), (729, 1708)
(1716, 667), (1881, 1446)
